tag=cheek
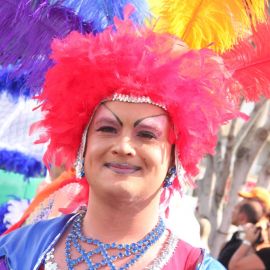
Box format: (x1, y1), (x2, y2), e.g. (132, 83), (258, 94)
(142, 143), (172, 172)
(84, 139), (106, 169)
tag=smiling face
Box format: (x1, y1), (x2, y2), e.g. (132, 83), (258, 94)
(84, 101), (173, 205)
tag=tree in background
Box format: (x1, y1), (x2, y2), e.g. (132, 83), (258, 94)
(196, 99), (270, 256)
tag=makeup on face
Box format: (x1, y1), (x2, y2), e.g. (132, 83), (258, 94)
(93, 104), (168, 141)
(104, 162), (142, 175)
(84, 102), (173, 200)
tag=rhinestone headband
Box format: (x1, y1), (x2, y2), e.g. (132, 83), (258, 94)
(112, 93), (167, 110)
(75, 126), (88, 178)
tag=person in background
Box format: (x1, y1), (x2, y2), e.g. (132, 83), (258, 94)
(218, 198), (264, 268)
(238, 186), (270, 250)
(228, 213), (270, 270)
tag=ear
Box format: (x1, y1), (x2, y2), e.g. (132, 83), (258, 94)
(239, 212), (248, 224)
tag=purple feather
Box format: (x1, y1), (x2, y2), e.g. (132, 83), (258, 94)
(0, 0), (149, 94)
(0, 1), (93, 92)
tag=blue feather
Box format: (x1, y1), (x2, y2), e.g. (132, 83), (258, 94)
(0, 65), (31, 102)
(0, 149), (46, 180)
(0, 202), (9, 234)
(0, 196), (30, 234)
(62, 0), (150, 33)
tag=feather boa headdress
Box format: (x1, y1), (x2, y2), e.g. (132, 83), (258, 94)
(31, 10), (243, 188)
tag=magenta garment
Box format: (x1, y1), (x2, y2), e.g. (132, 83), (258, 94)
(0, 258), (8, 270)
(162, 242), (226, 270)
(163, 240), (201, 270)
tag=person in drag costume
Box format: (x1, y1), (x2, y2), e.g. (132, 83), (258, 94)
(1, 3), (270, 269)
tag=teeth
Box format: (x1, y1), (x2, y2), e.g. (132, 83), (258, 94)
(106, 163), (139, 169)
(105, 163), (140, 174)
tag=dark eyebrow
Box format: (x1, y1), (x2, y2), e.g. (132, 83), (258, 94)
(102, 104), (123, 126)
(134, 114), (167, 127)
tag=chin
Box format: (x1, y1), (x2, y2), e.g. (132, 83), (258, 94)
(109, 180), (141, 198)
(88, 172), (157, 203)
(100, 181), (149, 206)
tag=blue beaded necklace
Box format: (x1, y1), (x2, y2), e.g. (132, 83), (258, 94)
(65, 211), (165, 270)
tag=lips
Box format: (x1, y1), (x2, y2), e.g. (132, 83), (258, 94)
(104, 162), (141, 174)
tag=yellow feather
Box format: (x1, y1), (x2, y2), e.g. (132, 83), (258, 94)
(147, 0), (268, 53)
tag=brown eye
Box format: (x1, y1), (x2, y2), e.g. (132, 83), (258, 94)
(137, 131), (156, 139)
(96, 126), (117, 133)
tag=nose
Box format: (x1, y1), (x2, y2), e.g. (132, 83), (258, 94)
(111, 136), (136, 156)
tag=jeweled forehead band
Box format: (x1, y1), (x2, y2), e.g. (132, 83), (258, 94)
(112, 93), (167, 110)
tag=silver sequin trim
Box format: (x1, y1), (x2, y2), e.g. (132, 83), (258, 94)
(112, 94), (167, 110)
(145, 232), (179, 270)
(44, 248), (58, 270)
(75, 126), (88, 178)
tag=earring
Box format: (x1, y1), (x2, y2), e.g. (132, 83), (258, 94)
(163, 166), (176, 188)
(75, 157), (85, 178)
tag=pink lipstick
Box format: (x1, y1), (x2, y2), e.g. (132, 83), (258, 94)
(104, 162), (141, 174)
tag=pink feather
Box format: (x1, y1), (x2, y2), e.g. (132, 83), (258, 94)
(223, 22), (270, 101)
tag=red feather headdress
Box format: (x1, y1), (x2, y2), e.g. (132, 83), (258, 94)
(31, 14), (243, 188)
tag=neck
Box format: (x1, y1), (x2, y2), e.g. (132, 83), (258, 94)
(83, 191), (161, 243)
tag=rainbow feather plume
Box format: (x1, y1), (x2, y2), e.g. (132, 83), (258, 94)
(147, 0), (268, 53)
